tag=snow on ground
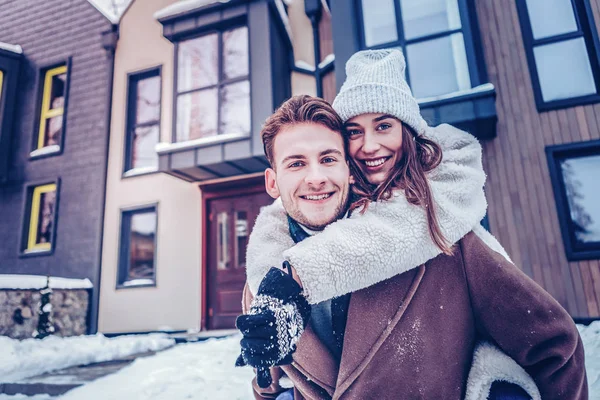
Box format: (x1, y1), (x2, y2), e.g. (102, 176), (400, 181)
(0, 395), (53, 400)
(0, 334), (174, 383)
(57, 335), (255, 400)
(3, 323), (600, 399)
(57, 323), (600, 399)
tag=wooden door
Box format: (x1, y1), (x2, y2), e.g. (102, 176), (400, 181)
(206, 190), (273, 329)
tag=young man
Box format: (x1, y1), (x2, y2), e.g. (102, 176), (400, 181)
(236, 95), (586, 399)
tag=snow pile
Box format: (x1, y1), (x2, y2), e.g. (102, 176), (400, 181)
(0, 334), (175, 383)
(578, 321), (600, 397)
(57, 335), (255, 400)
(0, 395), (52, 400)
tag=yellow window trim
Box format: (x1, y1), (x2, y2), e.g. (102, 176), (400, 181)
(26, 183), (56, 251)
(37, 65), (67, 150)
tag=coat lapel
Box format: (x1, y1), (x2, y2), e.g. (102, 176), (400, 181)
(334, 265), (426, 397)
(291, 322), (339, 395)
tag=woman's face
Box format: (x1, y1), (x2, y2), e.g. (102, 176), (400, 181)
(345, 113), (403, 185)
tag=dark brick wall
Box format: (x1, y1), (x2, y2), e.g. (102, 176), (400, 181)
(0, 0), (112, 296)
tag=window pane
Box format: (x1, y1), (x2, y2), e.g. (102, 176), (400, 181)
(223, 26), (249, 80)
(220, 80), (250, 135)
(136, 76), (161, 124)
(44, 115), (63, 147)
(534, 38), (596, 102)
(177, 33), (218, 92)
(132, 125), (159, 169)
(322, 70), (336, 104)
(217, 211), (229, 270)
(361, 0), (398, 47)
(401, 0), (461, 40)
(406, 33), (471, 98)
(561, 155), (600, 243)
(50, 73), (66, 110)
(235, 211), (248, 268)
(525, 0), (577, 40)
(36, 190), (56, 246)
(176, 88), (218, 142)
(128, 211), (156, 281)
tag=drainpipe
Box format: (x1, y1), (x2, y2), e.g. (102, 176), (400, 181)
(88, 24), (119, 334)
(305, 0), (323, 98)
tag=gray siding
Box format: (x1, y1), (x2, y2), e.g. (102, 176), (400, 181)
(0, 1), (112, 302)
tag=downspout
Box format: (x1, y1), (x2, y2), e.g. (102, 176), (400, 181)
(305, 0), (323, 98)
(88, 24), (119, 334)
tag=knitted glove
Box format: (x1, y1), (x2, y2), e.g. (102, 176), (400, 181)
(235, 263), (311, 388)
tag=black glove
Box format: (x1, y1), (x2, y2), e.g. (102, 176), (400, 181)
(235, 263), (311, 388)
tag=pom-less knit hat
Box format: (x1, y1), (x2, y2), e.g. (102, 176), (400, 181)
(332, 49), (428, 135)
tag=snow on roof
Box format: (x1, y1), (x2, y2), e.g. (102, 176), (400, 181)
(154, 0), (231, 20)
(153, 0), (292, 45)
(0, 275), (93, 290)
(0, 42), (23, 54)
(86, 0), (134, 24)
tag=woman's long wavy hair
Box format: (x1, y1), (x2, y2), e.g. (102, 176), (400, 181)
(348, 122), (454, 255)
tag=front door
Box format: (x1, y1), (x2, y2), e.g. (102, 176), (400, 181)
(207, 190), (273, 329)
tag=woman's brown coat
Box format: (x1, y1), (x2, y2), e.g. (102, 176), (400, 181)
(243, 232), (587, 400)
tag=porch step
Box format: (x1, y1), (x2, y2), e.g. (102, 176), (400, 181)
(168, 328), (238, 343)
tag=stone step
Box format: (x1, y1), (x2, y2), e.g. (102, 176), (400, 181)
(168, 328), (238, 343)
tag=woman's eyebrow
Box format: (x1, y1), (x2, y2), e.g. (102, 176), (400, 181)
(373, 114), (395, 122)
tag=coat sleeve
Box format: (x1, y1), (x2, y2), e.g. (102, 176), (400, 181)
(460, 233), (588, 399)
(246, 124), (487, 303)
(242, 284), (290, 400)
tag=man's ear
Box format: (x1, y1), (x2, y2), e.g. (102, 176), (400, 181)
(265, 168), (280, 199)
(349, 174), (356, 184)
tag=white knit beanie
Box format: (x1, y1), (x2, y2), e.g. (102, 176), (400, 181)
(332, 49), (428, 135)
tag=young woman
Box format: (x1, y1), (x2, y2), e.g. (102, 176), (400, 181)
(241, 50), (586, 399)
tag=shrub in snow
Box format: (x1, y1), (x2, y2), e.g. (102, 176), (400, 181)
(33, 279), (55, 339)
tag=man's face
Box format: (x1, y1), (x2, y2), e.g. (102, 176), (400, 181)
(265, 122), (353, 230)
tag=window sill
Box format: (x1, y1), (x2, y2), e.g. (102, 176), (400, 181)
(565, 248), (600, 262)
(20, 247), (53, 258)
(536, 93), (600, 112)
(30, 145), (61, 160)
(417, 83), (495, 107)
(122, 166), (159, 179)
(116, 279), (156, 290)
(156, 133), (249, 155)
(418, 83), (498, 140)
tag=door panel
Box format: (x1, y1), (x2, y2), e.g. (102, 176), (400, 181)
(207, 190), (273, 329)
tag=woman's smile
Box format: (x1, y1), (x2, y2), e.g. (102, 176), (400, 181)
(361, 156), (392, 170)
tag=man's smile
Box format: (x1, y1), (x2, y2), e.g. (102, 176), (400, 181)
(299, 191), (335, 203)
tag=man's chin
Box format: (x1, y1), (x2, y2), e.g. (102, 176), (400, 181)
(297, 213), (339, 231)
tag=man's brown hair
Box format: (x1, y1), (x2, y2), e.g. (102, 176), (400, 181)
(261, 95), (344, 168)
